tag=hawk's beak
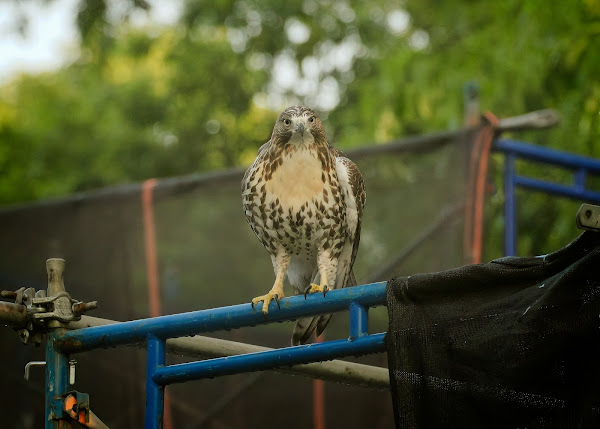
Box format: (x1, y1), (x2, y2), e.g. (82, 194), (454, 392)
(296, 123), (305, 137)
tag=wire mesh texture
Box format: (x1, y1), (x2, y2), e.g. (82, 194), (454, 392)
(387, 230), (600, 428)
(0, 128), (469, 428)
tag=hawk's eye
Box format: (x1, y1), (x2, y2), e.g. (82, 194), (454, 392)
(283, 119), (291, 126)
(309, 117), (314, 123)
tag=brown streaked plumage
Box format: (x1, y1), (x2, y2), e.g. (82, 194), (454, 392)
(242, 105), (366, 345)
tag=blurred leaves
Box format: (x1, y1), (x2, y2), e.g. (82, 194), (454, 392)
(1, 0), (600, 258)
(0, 22), (269, 204)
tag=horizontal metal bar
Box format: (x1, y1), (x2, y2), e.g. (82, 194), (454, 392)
(68, 316), (390, 389)
(152, 333), (387, 386)
(0, 301), (27, 328)
(494, 139), (600, 174)
(56, 282), (387, 354)
(496, 109), (560, 132)
(515, 175), (600, 203)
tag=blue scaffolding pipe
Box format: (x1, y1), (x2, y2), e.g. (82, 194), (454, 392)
(153, 334), (386, 385)
(494, 139), (600, 256)
(349, 302), (369, 339)
(514, 175), (600, 202)
(50, 281), (388, 429)
(55, 282), (387, 354)
(494, 139), (600, 174)
(503, 153), (517, 256)
(146, 335), (166, 428)
(45, 329), (70, 425)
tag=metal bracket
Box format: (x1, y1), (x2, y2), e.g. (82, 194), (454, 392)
(61, 390), (110, 428)
(576, 203), (600, 232)
(31, 291), (87, 323)
(1, 260), (98, 346)
(24, 361), (46, 380)
(59, 391), (90, 423)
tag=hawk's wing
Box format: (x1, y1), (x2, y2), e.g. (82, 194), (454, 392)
(332, 148), (366, 283)
(314, 151), (365, 336)
(242, 142), (270, 187)
(242, 141), (272, 251)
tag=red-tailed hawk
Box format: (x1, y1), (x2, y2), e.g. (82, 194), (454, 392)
(242, 105), (366, 345)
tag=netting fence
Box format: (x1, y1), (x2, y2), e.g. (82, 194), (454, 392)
(1, 111), (558, 428)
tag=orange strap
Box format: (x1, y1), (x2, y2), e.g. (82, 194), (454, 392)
(142, 179), (161, 317)
(142, 178), (174, 429)
(464, 112), (499, 264)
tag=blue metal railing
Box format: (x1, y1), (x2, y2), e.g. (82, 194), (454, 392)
(52, 281), (388, 429)
(493, 139), (600, 255)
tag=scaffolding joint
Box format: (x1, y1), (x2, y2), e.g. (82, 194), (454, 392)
(0, 259), (98, 346)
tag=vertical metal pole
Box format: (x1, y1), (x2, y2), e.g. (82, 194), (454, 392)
(504, 154), (517, 256)
(146, 335), (166, 429)
(463, 82), (480, 127)
(574, 168), (587, 193)
(349, 302), (368, 339)
(46, 330), (71, 429)
(45, 258), (71, 428)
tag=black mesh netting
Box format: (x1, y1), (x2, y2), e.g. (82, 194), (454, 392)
(0, 134), (468, 429)
(386, 230), (600, 429)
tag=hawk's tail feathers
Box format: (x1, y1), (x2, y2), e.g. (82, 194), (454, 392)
(291, 316), (320, 346)
(315, 314), (332, 338)
(290, 270), (358, 346)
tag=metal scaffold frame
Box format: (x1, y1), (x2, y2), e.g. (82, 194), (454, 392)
(1, 256), (388, 429)
(494, 139), (600, 256)
(60, 282), (387, 428)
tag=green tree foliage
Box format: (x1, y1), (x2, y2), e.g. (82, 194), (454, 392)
(0, 24), (270, 203)
(1, 0), (599, 257)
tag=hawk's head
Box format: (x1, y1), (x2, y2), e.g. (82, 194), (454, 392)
(271, 106), (326, 146)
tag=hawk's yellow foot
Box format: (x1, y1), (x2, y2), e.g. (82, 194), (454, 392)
(304, 283), (329, 299)
(251, 290), (284, 314)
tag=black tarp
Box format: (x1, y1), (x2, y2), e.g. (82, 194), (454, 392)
(386, 230), (600, 428)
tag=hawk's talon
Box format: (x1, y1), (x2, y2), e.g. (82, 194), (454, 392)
(274, 294), (281, 309)
(251, 289), (284, 315)
(305, 282), (329, 296)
